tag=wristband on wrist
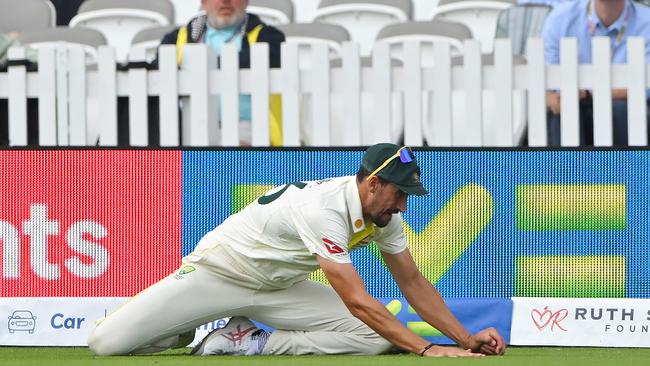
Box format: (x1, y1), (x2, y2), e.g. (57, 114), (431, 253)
(419, 343), (435, 356)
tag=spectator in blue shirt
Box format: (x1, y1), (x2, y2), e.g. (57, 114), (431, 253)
(542, 0), (650, 145)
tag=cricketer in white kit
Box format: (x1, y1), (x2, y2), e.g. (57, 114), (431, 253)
(87, 143), (506, 357)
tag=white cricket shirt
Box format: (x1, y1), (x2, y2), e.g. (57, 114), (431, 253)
(184, 176), (407, 290)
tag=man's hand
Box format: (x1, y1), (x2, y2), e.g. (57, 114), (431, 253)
(547, 91), (561, 114)
(317, 255), (434, 355)
(467, 327), (506, 355)
(547, 90), (591, 115)
(423, 345), (484, 358)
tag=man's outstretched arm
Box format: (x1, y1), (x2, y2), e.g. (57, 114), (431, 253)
(316, 255), (482, 357)
(381, 249), (506, 355)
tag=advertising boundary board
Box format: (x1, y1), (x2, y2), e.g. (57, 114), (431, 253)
(511, 297), (650, 347)
(0, 297), (511, 346)
(3, 148), (650, 347)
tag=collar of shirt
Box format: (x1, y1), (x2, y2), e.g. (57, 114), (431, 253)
(345, 177), (367, 233)
(588, 0), (632, 34)
(204, 23), (242, 55)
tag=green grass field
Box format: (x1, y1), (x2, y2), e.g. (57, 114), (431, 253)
(1, 347), (650, 366)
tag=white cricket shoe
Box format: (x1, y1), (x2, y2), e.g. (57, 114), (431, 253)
(191, 317), (270, 356)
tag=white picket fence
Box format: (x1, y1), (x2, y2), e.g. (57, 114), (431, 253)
(1, 37), (648, 147)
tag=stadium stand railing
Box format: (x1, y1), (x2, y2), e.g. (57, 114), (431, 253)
(2, 37), (649, 147)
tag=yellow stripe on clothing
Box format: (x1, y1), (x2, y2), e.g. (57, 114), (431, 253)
(348, 224), (375, 250)
(247, 24), (283, 146)
(176, 26), (188, 65)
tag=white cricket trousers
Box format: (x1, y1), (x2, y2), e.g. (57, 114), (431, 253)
(87, 256), (391, 356)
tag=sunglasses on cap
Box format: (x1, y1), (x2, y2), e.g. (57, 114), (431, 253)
(366, 146), (415, 179)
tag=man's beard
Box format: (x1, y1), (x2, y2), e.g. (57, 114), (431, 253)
(207, 10), (246, 29)
(372, 212), (393, 228)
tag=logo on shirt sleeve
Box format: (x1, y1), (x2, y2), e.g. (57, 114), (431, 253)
(322, 238), (346, 255)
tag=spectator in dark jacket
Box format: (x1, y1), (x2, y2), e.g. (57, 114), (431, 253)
(157, 0), (285, 145)
(50, 0), (85, 25)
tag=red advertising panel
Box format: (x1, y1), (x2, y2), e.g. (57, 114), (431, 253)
(0, 150), (182, 297)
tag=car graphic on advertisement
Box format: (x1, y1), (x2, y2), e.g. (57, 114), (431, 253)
(7, 310), (37, 334)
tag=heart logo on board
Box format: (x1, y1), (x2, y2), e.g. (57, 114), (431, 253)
(531, 306), (568, 332)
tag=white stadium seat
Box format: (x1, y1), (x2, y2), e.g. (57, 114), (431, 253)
(276, 22), (350, 67)
(275, 23), (351, 145)
(430, 0), (516, 54)
(494, 3), (552, 56)
(69, 0), (174, 62)
(248, 0), (294, 25)
(17, 26), (107, 65)
(375, 20), (472, 66)
(16, 26), (109, 145)
(170, 0), (202, 25)
(312, 0), (412, 56)
(412, 0), (442, 20)
(292, 0), (321, 23)
(375, 20), (473, 144)
(0, 0), (56, 32)
(129, 25), (177, 62)
(451, 54), (529, 145)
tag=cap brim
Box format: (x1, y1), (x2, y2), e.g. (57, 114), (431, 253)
(396, 184), (429, 196)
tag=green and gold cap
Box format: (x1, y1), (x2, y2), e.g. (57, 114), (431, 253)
(361, 143), (428, 196)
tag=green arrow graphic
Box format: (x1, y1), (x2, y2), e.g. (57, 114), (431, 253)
(367, 184), (494, 284)
(401, 184), (494, 284)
